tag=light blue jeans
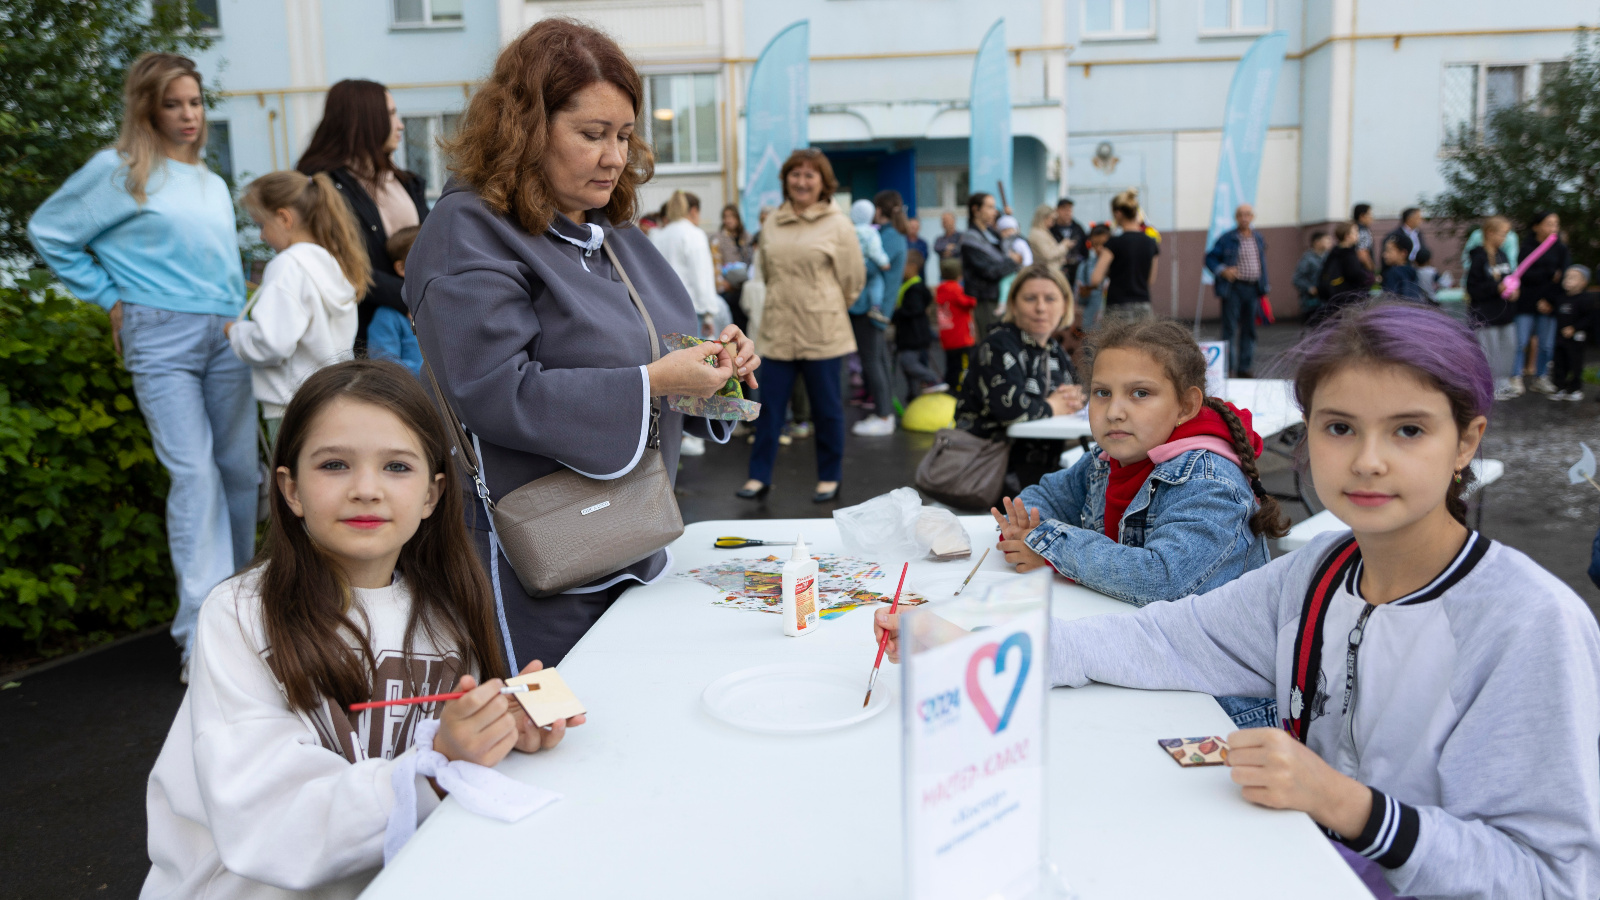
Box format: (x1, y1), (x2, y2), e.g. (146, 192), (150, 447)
(1514, 312), (1557, 377)
(120, 303), (259, 661)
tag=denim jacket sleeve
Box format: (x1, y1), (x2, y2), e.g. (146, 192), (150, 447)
(1203, 231), (1234, 277)
(1023, 466), (1257, 606)
(1015, 451), (1092, 524)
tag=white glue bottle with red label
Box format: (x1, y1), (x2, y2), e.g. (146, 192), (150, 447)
(781, 536), (820, 637)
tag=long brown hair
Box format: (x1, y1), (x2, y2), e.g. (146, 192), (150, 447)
(445, 18), (652, 235)
(295, 79), (411, 185)
(258, 360), (505, 714)
(117, 53), (206, 204)
(243, 171), (373, 299)
(1079, 319), (1289, 539)
(874, 189), (910, 235)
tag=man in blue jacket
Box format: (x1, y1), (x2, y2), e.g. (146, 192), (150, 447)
(1204, 204), (1269, 377)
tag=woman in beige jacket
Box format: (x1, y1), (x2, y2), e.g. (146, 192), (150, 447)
(739, 148), (866, 504)
(1027, 204), (1068, 274)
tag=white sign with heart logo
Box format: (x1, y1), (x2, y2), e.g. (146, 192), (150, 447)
(902, 573), (1052, 900)
(1199, 340), (1229, 398)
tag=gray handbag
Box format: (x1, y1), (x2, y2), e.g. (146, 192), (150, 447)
(914, 345), (1055, 511)
(914, 427), (1010, 511)
(415, 241), (684, 598)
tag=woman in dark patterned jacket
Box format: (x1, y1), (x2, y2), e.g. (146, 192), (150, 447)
(954, 264), (1085, 491)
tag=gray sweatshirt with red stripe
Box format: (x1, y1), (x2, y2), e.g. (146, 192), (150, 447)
(1051, 530), (1600, 899)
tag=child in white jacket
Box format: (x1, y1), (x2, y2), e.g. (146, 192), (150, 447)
(227, 171), (370, 441)
(141, 361), (583, 899)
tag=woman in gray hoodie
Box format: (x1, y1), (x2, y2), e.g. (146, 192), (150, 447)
(404, 21), (759, 668)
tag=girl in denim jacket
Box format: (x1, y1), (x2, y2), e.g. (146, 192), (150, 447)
(994, 318), (1290, 727)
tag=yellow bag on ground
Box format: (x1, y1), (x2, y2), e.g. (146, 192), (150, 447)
(901, 392), (956, 433)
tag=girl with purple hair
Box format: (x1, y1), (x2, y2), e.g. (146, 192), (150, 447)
(877, 300), (1600, 898)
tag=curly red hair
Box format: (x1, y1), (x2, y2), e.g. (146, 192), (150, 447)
(444, 18), (654, 233)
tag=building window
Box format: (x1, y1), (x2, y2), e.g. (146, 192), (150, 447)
(1441, 62), (1549, 144)
(191, 0), (219, 30)
(204, 120), (232, 184)
(644, 73), (719, 168)
(1082, 0), (1154, 40)
(915, 167), (970, 219)
(1201, 0), (1270, 35)
(392, 0), (462, 28)
(401, 113), (462, 199)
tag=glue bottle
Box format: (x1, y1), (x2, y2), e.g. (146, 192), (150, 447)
(781, 536), (820, 637)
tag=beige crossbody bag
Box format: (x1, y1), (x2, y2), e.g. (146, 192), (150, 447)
(414, 242), (684, 598)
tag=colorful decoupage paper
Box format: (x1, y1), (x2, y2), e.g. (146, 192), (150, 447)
(661, 333), (762, 421)
(679, 553), (925, 617)
(1158, 736), (1230, 767)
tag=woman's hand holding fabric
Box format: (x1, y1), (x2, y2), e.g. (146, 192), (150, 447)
(646, 343), (735, 399)
(715, 324), (761, 389)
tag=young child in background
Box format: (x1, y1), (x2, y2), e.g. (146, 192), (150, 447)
(878, 302), (1600, 900)
(227, 171), (370, 444)
(994, 214), (1032, 313)
(1414, 247), (1439, 301)
(1551, 264), (1595, 401)
(370, 225), (424, 377)
(1075, 223), (1111, 330)
(850, 198), (892, 316)
(891, 249), (947, 396)
(1379, 235), (1424, 302)
(1293, 230), (1332, 319)
(142, 360), (584, 899)
(935, 257), (977, 389)
(993, 318), (1290, 728)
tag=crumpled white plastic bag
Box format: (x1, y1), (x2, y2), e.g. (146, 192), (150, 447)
(834, 487), (972, 561)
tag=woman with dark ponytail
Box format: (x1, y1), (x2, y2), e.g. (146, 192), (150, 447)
(986, 316), (1286, 729)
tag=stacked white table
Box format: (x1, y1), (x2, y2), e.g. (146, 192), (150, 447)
(1007, 378), (1301, 442)
(362, 518), (1367, 899)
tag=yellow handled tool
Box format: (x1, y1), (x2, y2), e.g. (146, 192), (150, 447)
(714, 536), (799, 549)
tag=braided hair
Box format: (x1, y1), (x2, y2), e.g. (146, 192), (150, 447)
(1079, 318), (1289, 538)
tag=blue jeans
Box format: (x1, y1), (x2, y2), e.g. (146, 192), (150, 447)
(1217, 694), (1278, 730)
(1514, 312), (1557, 377)
(120, 303), (259, 661)
(1217, 279), (1260, 375)
(748, 357), (844, 484)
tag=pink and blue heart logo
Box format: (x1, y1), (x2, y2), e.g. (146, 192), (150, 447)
(964, 632), (1032, 734)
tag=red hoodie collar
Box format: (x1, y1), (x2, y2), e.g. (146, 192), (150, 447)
(1101, 403), (1261, 542)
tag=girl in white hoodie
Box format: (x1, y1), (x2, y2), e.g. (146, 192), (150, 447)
(142, 360), (583, 899)
(227, 171), (370, 442)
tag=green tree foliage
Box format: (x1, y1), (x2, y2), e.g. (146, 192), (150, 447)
(1433, 29), (1600, 261)
(0, 0), (212, 262)
(0, 271), (175, 645)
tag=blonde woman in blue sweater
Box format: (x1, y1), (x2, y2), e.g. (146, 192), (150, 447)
(29, 54), (255, 679)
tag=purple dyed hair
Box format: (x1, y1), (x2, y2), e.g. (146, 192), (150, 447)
(1279, 298), (1492, 523)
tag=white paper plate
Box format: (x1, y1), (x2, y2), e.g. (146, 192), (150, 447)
(701, 663), (893, 734)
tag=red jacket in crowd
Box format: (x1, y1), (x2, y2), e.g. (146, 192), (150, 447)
(935, 280), (977, 350)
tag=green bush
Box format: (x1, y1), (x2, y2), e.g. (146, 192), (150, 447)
(0, 271), (174, 646)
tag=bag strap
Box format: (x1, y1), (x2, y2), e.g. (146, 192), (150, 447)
(409, 229), (665, 509)
(1285, 536), (1361, 742)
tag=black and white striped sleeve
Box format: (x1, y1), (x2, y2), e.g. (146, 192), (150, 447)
(1328, 788), (1420, 869)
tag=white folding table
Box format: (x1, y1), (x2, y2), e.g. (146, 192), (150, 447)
(1006, 378), (1301, 441)
(362, 517), (1367, 899)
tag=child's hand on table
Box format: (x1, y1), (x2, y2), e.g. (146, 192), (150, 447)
(433, 675), (519, 767)
(509, 659), (586, 754)
(992, 497), (1051, 573)
(1226, 728), (1373, 840)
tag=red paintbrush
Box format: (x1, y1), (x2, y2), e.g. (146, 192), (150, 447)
(349, 683), (534, 712)
(863, 561), (910, 708)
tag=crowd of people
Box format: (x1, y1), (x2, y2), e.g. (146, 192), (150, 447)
(19, 18), (1600, 900)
